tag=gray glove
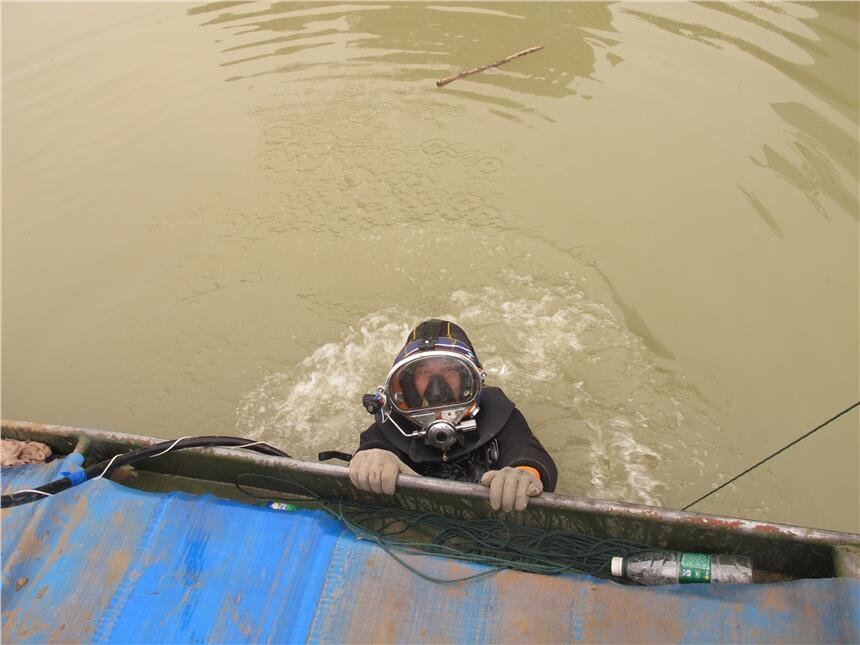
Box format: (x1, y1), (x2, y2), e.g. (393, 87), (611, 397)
(349, 448), (418, 495)
(480, 466), (543, 512)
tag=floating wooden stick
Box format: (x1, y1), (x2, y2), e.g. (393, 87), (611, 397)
(436, 45), (544, 87)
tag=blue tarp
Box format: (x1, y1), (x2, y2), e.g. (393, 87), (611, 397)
(2, 457), (858, 643)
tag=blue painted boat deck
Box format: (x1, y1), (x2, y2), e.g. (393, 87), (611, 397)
(2, 456), (858, 643)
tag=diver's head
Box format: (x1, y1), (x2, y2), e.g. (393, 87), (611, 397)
(376, 319), (484, 449)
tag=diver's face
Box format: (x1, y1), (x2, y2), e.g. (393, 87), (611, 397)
(413, 360), (463, 400)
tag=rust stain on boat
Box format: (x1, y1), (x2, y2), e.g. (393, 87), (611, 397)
(752, 524), (782, 534)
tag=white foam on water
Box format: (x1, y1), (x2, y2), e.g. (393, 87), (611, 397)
(237, 272), (712, 505)
(450, 276), (676, 505)
(236, 313), (412, 458)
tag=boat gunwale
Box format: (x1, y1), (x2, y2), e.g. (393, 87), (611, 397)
(3, 418), (858, 579)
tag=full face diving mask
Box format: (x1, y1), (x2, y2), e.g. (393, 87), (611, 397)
(362, 335), (485, 451)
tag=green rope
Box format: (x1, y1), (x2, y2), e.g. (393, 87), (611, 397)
(235, 473), (652, 585)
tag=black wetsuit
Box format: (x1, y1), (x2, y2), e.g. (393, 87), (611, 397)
(356, 386), (558, 490)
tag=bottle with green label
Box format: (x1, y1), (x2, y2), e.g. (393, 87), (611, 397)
(610, 551), (753, 585)
(267, 501), (299, 511)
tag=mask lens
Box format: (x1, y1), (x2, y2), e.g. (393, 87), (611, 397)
(389, 355), (476, 411)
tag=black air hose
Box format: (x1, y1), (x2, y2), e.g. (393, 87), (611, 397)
(1, 436), (290, 509)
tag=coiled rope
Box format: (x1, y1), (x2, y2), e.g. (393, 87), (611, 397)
(235, 472), (653, 584)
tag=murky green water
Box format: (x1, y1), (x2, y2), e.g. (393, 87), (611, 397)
(3, 2), (858, 532)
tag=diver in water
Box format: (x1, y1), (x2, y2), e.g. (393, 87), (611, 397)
(349, 319), (557, 511)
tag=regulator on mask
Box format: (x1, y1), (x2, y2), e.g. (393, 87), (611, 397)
(362, 330), (485, 451)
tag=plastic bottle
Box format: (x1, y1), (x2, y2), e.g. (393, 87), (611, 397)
(610, 551), (753, 585)
(268, 501), (299, 511)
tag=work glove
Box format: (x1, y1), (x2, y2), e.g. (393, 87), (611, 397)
(480, 466), (543, 512)
(1, 439), (51, 467)
(349, 448), (418, 495)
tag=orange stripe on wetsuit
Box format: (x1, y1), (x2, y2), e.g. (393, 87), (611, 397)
(515, 466), (541, 481)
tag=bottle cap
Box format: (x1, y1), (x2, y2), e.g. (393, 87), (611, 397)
(611, 556), (624, 577)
